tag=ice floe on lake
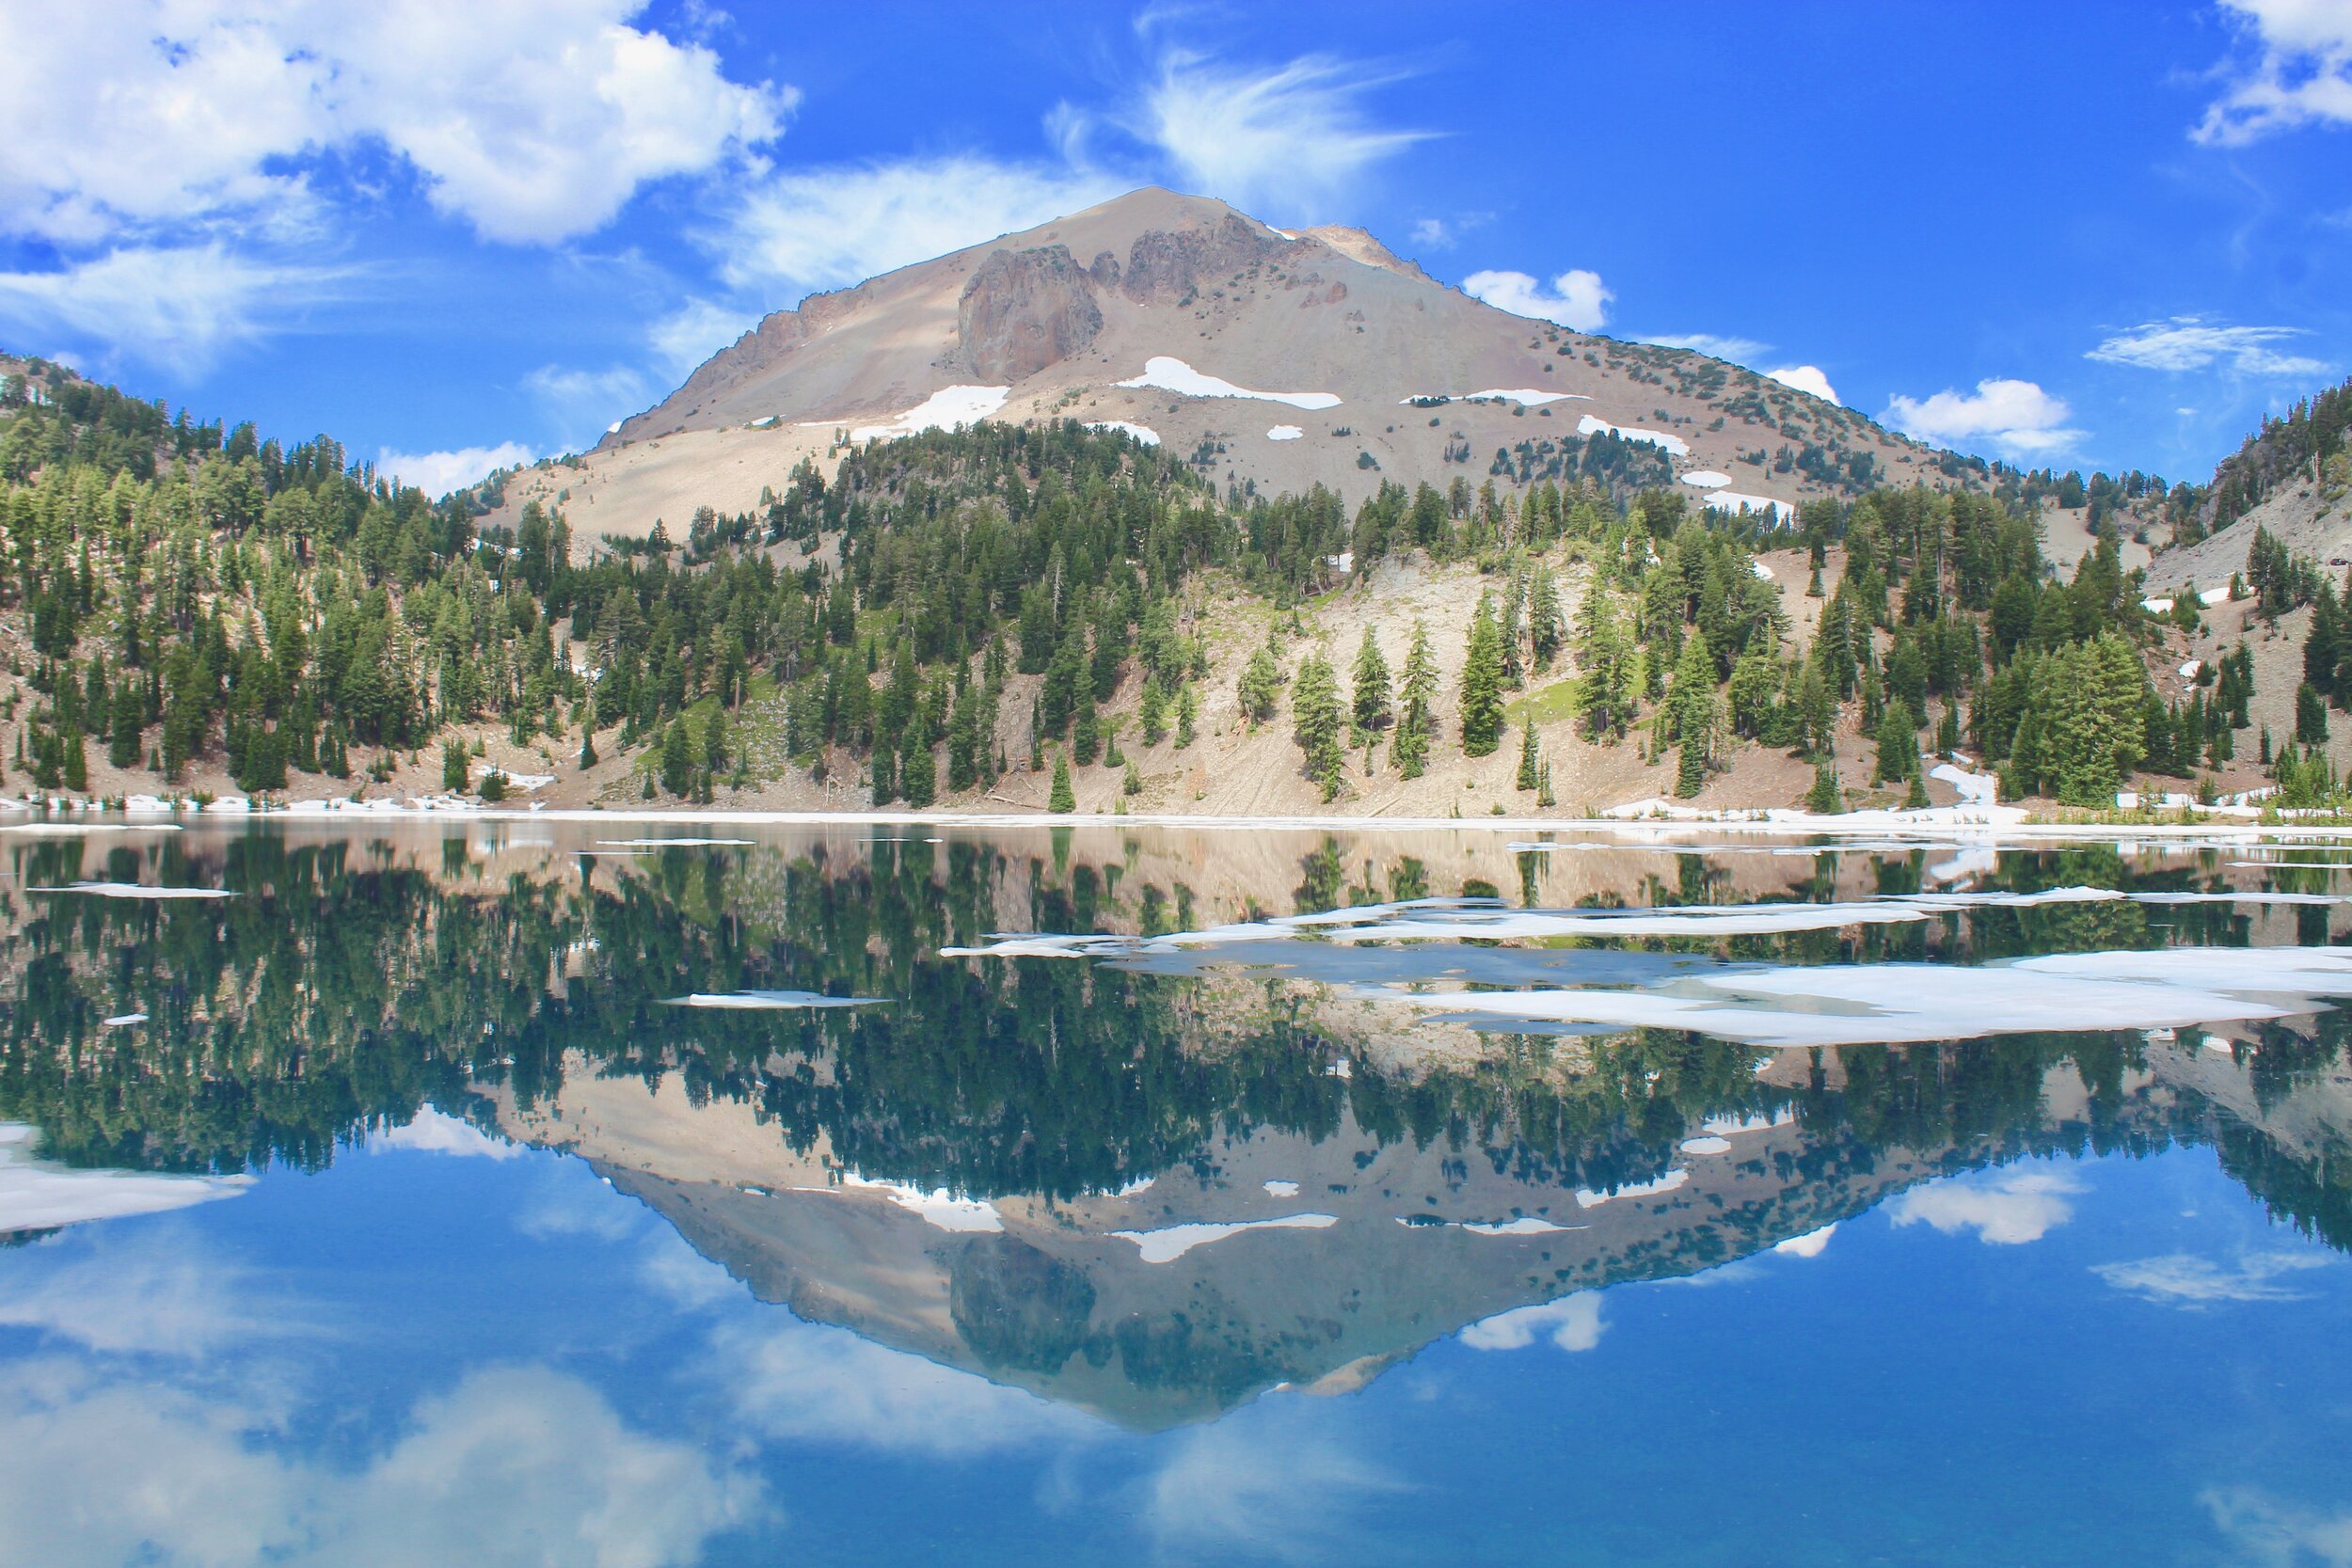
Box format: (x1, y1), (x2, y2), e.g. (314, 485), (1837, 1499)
(662, 990), (883, 1009)
(1112, 1212), (1337, 1262)
(101, 1013), (146, 1028)
(0, 1123), (253, 1233)
(28, 882), (232, 900)
(1117, 356), (1341, 409)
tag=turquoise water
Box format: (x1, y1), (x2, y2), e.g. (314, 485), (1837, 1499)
(1, 821), (2347, 1565)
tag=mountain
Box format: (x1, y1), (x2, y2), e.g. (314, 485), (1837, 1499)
(489, 188), (1957, 544)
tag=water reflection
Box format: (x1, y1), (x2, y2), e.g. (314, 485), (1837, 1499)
(0, 822), (2348, 1561)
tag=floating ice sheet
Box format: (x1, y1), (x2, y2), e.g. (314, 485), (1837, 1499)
(662, 990), (883, 1009)
(27, 882), (233, 900)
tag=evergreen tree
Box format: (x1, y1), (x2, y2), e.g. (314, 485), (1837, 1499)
(1292, 651), (1345, 800)
(1237, 645), (1285, 725)
(1394, 620), (1438, 779)
(1575, 579), (1633, 740)
(2297, 681), (2330, 745)
(1807, 761), (1842, 814)
(1528, 566), (1564, 669)
(1518, 718), (1540, 790)
(660, 718), (693, 796)
(1671, 631), (1717, 798)
(901, 733), (935, 807)
(1874, 704), (1919, 785)
(1175, 685), (1198, 749)
(1138, 675), (1168, 745)
(1350, 626), (1391, 740)
(1048, 752), (1075, 813)
(1459, 595), (1506, 755)
(442, 739), (468, 793)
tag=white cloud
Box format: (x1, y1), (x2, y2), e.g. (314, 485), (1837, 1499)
(710, 156), (1122, 295)
(0, 1362), (762, 1568)
(649, 297), (759, 379)
(0, 2), (794, 247)
(1887, 1168), (2084, 1244)
(0, 245), (353, 374)
(376, 443), (537, 499)
(2195, 0), (2352, 145)
(2091, 1250), (2333, 1306)
(1458, 1293), (1607, 1352)
(1650, 332), (1772, 361)
(1145, 1416), (1399, 1560)
(1766, 364), (1841, 404)
(0, 1246), (285, 1359)
(2202, 1485), (2352, 1566)
(1464, 267), (1613, 332)
(525, 364), (654, 445)
(2087, 317), (2330, 377)
(1882, 377), (2085, 456)
(1773, 1223), (1838, 1259)
(1410, 217), (1451, 247)
(1132, 53), (1429, 218)
(370, 1106), (523, 1159)
(708, 1318), (1094, 1455)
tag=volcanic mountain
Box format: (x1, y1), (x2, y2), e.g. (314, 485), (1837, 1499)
(496, 188), (1954, 542)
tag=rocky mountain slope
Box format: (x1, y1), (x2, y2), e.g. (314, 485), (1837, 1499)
(489, 189), (1963, 545)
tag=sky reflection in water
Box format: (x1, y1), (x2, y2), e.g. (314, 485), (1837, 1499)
(0, 821), (2347, 1566)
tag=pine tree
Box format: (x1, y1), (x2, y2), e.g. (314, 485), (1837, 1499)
(1672, 631), (1717, 798)
(1459, 595), (1506, 755)
(1293, 651), (1345, 800)
(1048, 752), (1075, 813)
(1123, 759), (1142, 796)
(901, 733), (935, 807)
(1874, 704), (1919, 785)
(1394, 620), (1438, 779)
(1807, 761), (1842, 814)
(1518, 718), (1540, 790)
(1528, 566), (1564, 670)
(1350, 626), (1391, 740)
(660, 718), (693, 796)
(1175, 684), (1198, 749)
(1138, 675), (1168, 744)
(1575, 579), (1632, 741)
(442, 738), (468, 792)
(1238, 644), (1285, 725)
(578, 727), (598, 769)
(2297, 681), (2330, 744)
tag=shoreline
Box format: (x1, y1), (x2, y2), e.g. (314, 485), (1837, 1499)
(7, 793), (2352, 845)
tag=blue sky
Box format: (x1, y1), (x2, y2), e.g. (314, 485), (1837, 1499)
(0, 1), (2345, 495)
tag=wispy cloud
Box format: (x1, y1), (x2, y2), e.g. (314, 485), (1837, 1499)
(0, 245), (355, 374)
(524, 363), (654, 447)
(2087, 317), (2330, 377)
(2091, 1250), (2333, 1307)
(1883, 378), (2085, 457)
(1131, 52), (1430, 219)
(710, 156), (1121, 296)
(2194, 0), (2352, 146)
(1887, 1167), (2084, 1244)
(1649, 332), (1772, 362)
(2202, 1485), (2352, 1565)
(1463, 267), (1613, 332)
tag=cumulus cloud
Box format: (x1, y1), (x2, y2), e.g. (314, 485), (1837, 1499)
(1464, 267), (1613, 332)
(1132, 53), (1429, 218)
(1766, 365), (1841, 404)
(1458, 1293), (1607, 1352)
(0, 1244), (289, 1359)
(710, 156), (1122, 295)
(1887, 1168), (2084, 1244)
(0, 245), (354, 374)
(373, 441), (536, 496)
(1883, 377), (2085, 456)
(1773, 1223), (1838, 1259)
(2195, 0), (2352, 145)
(370, 1105), (524, 1159)
(0, 1362), (762, 1568)
(2091, 1250), (2333, 1307)
(0, 2), (793, 246)
(2087, 317), (2331, 378)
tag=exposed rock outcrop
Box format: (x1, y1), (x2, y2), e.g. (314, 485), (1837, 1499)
(1120, 214), (1280, 305)
(956, 245), (1104, 383)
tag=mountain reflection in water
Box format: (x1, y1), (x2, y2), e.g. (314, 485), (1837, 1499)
(1, 822), (2347, 1564)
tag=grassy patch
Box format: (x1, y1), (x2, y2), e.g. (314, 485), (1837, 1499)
(1505, 678), (1580, 725)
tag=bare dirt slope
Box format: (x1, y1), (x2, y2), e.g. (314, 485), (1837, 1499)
(2145, 477), (2352, 594)
(485, 188), (1963, 546)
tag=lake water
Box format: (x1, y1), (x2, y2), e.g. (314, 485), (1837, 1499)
(3, 818), (2349, 1566)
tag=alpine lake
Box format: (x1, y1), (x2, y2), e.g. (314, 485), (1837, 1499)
(3, 816), (2350, 1567)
